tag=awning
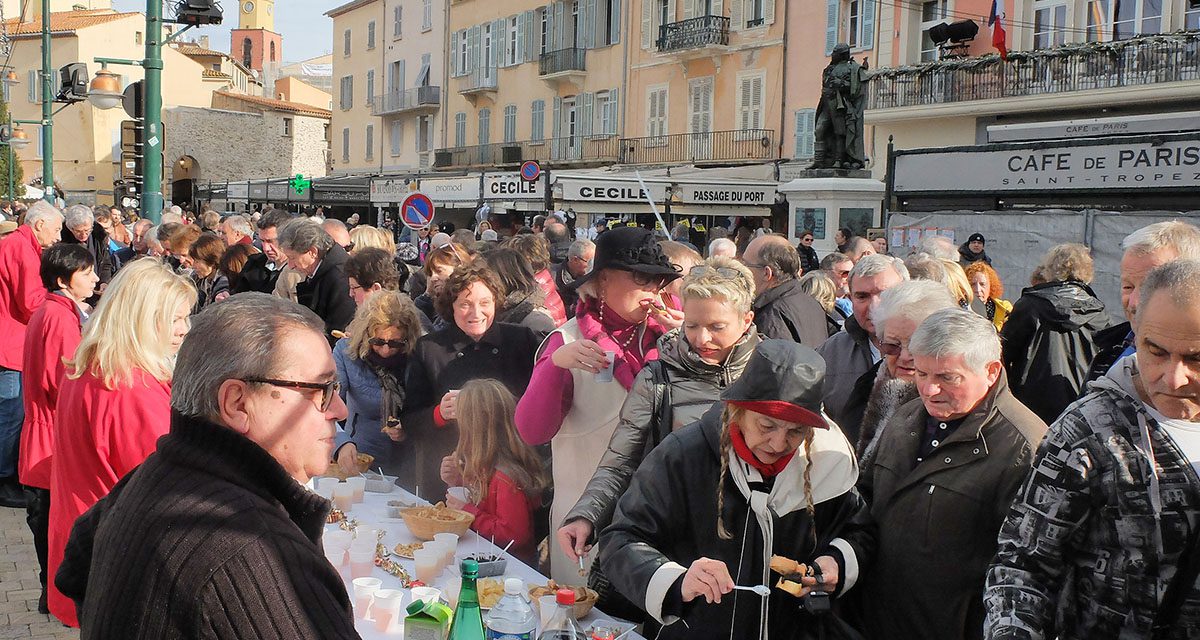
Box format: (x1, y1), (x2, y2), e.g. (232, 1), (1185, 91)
(670, 204), (771, 217)
(560, 201), (662, 216)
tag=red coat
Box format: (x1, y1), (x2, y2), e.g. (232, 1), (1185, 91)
(0, 226), (47, 370)
(47, 368), (171, 627)
(461, 469), (540, 565)
(19, 293), (83, 489)
(534, 269), (567, 327)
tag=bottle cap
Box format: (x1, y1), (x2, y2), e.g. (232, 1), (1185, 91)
(461, 558), (479, 577)
(556, 587), (576, 606)
(504, 578), (524, 594)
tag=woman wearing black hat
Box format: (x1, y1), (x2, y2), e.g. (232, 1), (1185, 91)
(600, 340), (869, 639)
(515, 226), (683, 586)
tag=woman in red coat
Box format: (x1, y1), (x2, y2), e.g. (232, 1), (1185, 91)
(47, 258), (196, 627)
(20, 244), (97, 613)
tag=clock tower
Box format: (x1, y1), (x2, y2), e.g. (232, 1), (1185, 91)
(230, 0), (282, 74)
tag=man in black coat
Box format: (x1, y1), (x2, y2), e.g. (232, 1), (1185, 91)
(797, 230), (820, 274)
(237, 208), (298, 294)
(744, 235), (828, 348)
(277, 218), (356, 346)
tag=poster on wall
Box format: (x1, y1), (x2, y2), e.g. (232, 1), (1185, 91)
(891, 227), (906, 248)
(794, 207), (827, 239)
(906, 228), (922, 247)
(938, 228), (956, 242)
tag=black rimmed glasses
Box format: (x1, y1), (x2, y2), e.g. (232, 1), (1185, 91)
(242, 377), (341, 412)
(368, 338), (407, 350)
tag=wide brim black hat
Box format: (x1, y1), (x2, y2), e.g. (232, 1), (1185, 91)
(570, 226), (682, 290)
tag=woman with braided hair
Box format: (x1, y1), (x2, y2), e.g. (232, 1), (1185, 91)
(600, 339), (871, 640)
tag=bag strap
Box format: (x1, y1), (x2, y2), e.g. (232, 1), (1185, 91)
(1155, 518), (1200, 637)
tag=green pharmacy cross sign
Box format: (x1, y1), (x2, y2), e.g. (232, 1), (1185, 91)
(289, 174), (313, 195)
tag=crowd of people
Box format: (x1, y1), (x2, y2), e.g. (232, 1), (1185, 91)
(0, 201), (1197, 639)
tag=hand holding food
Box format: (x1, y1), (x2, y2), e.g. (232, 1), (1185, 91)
(556, 519), (594, 563)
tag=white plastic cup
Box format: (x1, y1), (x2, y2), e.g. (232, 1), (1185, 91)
(323, 530), (353, 566)
(424, 541), (448, 572)
(316, 477), (340, 494)
(351, 577), (382, 619)
(447, 486), (470, 504)
(410, 585), (442, 605)
(372, 589), (406, 632)
(332, 483), (354, 511)
(345, 476), (367, 503)
(349, 547), (376, 579)
(357, 524), (383, 545)
(433, 533), (458, 566)
(595, 350), (617, 382)
(414, 548), (440, 583)
(538, 594), (558, 629)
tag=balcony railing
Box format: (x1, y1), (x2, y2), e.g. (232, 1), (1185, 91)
(539, 47), (586, 76)
(370, 86), (441, 116)
(868, 31), (1200, 110)
(433, 129), (776, 170)
(621, 129), (776, 165)
(457, 68), (498, 94)
(657, 15), (730, 53)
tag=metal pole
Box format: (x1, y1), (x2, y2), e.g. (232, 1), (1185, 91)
(40, 0), (52, 204)
(7, 142), (12, 200)
(141, 0), (165, 223)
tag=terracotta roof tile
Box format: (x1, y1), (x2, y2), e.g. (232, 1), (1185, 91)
(174, 43), (226, 58)
(215, 91), (332, 118)
(202, 69), (231, 79)
(3, 9), (137, 36)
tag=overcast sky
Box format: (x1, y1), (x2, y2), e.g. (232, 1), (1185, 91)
(112, 0), (333, 63)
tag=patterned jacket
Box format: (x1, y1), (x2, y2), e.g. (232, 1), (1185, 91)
(984, 356), (1200, 639)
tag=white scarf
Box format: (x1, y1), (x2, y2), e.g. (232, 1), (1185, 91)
(726, 416), (859, 638)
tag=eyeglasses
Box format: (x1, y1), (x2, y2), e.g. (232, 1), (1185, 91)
(742, 262), (768, 271)
(879, 341), (903, 357)
(689, 264), (745, 279)
(343, 242), (355, 252)
(368, 337), (407, 349)
(242, 377), (341, 412)
(631, 272), (669, 288)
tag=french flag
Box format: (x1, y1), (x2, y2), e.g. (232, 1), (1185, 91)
(988, 0), (1008, 59)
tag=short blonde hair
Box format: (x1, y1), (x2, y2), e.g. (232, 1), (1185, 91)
(1039, 243), (1094, 284)
(680, 256), (755, 314)
(349, 225), (396, 256)
(346, 290), (425, 360)
(799, 271), (837, 313)
(68, 259), (197, 388)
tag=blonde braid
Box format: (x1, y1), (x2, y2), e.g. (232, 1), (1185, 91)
(801, 428), (816, 516)
(716, 405), (734, 540)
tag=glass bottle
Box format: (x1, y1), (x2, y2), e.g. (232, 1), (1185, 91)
(449, 559), (487, 640)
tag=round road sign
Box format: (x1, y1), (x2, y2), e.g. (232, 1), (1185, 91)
(400, 192), (436, 231)
(520, 160), (542, 182)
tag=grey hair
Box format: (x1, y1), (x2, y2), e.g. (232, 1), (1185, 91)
(1137, 259), (1200, 317)
(908, 308), (1001, 375)
(1039, 243), (1094, 283)
(567, 238), (595, 260)
(223, 214), (253, 237)
(820, 251), (851, 271)
(849, 253), (910, 289)
(912, 235), (959, 261)
(64, 204), (94, 229)
(873, 280), (958, 340)
(756, 239), (802, 280)
(905, 252), (946, 282)
(708, 237), (737, 257)
(1122, 221), (1200, 260)
(278, 217), (334, 254)
(171, 293), (326, 422)
(23, 200), (63, 226)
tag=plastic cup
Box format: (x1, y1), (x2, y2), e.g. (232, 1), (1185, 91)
(345, 476), (367, 503)
(349, 547), (376, 579)
(351, 577), (382, 618)
(424, 541), (448, 572)
(538, 595), (558, 629)
(332, 483), (354, 512)
(316, 477), (340, 494)
(357, 524), (383, 546)
(447, 486), (470, 504)
(414, 548), (440, 583)
(410, 586), (442, 605)
(595, 350), (617, 382)
(433, 533), (458, 566)
(372, 589), (405, 632)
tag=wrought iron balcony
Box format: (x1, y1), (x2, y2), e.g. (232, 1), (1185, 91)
(868, 32), (1200, 111)
(370, 86), (441, 116)
(657, 15), (730, 53)
(621, 129), (776, 165)
(539, 47), (586, 77)
(457, 68), (499, 95)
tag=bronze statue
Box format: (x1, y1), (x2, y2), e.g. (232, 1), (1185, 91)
(810, 44), (871, 170)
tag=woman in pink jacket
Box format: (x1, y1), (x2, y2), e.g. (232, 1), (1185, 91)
(47, 259), (195, 627)
(20, 244), (98, 613)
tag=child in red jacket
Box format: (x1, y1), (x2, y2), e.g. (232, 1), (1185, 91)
(440, 378), (547, 565)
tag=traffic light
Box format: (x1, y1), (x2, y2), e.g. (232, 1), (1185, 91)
(174, 0), (224, 26)
(56, 63), (89, 104)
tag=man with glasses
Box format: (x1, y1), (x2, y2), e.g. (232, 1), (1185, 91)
(743, 234), (829, 348)
(797, 230), (820, 274)
(55, 293), (358, 638)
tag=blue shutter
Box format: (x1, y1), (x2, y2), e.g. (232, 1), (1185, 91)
(825, 0), (839, 55)
(450, 31), (460, 76)
(795, 109), (815, 159)
(581, 92), (594, 136)
(610, 87), (620, 134)
(862, 0), (876, 49)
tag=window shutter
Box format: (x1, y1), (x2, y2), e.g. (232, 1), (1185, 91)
(712, 0), (723, 17)
(611, 0), (622, 43)
(366, 69), (374, 103)
(523, 11), (538, 60)
(825, 0), (839, 55)
(581, 92), (595, 136)
(450, 31), (460, 76)
(861, 0), (876, 49)
(493, 19), (505, 70)
(752, 76), (763, 129)
(668, 0), (678, 25)
(641, 0), (653, 48)
(737, 76), (751, 129)
(596, 0), (609, 46)
(610, 87), (619, 134)
(764, 0), (775, 25)
(552, 96), (563, 140)
(582, 0), (597, 48)
(28, 70), (37, 102)
(660, 89), (668, 134)
(795, 109), (815, 158)
(399, 60), (407, 90)
(731, 0), (743, 30)
(647, 89), (658, 133)
(553, 1), (567, 50)
(684, 0), (695, 20)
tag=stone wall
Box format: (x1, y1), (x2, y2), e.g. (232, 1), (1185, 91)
(163, 106), (328, 185)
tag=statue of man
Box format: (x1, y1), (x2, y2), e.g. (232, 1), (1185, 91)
(811, 44), (871, 169)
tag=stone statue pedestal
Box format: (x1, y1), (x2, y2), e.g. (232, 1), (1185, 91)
(779, 173), (885, 253)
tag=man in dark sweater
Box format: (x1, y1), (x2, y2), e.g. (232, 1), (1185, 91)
(55, 293), (359, 639)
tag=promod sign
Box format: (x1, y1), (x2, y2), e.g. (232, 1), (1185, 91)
(485, 173), (544, 200)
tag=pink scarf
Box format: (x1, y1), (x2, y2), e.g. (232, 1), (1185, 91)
(575, 297), (666, 390)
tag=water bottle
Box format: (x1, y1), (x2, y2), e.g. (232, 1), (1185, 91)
(535, 588), (586, 640)
(484, 578), (537, 640)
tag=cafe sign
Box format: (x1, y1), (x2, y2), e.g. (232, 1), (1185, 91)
(894, 138), (1200, 192)
(560, 178), (668, 202)
(678, 183), (776, 205)
(484, 173), (544, 200)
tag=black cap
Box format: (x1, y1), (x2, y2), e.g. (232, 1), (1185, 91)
(721, 340), (826, 424)
(968, 233), (985, 244)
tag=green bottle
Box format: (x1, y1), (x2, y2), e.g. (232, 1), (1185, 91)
(449, 559), (487, 640)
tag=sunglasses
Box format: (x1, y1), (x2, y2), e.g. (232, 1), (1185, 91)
(689, 264), (745, 279)
(631, 271), (669, 288)
(243, 377), (341, 412)
(879, 341), (903, 357)
(368, 338), (407, 349)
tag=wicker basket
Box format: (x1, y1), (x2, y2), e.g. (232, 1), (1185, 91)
(530, 585), (599, 619)
(399, 506), (475, 540)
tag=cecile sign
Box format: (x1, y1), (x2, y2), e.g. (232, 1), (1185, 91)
(484, 173), (544, 199)
(560, 178), (669, 202)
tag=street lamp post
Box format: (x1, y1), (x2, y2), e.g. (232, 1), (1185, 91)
(142, 0), (165, 225)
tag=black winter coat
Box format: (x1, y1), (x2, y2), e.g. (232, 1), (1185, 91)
(235, 252), (283, 295)
(294, 244), (356, 346)
(601, 410), (872, 640)
(1000, 280), (1110, 424)
(798, 244), (820, 274)
(401, 322), (540, 496)
(59, 221), (114, 284)
(752, 279), (830, 349)
(1082, 320), (1132, 387)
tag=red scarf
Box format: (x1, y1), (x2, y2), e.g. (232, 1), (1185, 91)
(730, 422), (795, 478)
(574, 296), (666, 390)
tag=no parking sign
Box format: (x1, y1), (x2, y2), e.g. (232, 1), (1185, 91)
(400, 192), (436, 231)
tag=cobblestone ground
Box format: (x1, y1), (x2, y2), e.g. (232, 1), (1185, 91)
(0, 507), (77, 640)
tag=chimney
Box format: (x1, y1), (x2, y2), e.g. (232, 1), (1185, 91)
(199, 35), (210, 50)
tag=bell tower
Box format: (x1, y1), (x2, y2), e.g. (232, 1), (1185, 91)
(238, 0), (273, 31)
(230, 0), (282, 74)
